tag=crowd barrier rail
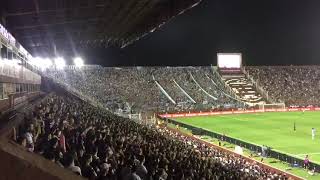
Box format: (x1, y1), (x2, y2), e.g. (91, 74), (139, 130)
(158, 108), (320, 175)
(164, 125), (303, 180)
(159, 107), (320, 118)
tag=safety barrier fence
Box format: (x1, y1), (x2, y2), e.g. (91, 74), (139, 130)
(159, 108), (320, 173)
(159, 107), (320, 118)
(163, 124), (303, 180)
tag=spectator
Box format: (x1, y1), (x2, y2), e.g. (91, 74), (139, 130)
(64, 153), (82, 175)
(135, 155), (148, 180)
(82, 154), (98, 179)
(16, 93), (287, 180)
(248, 66), (320, 107)
(45, 66), (244, 114)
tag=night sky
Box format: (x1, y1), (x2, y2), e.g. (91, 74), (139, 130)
(82, 0), (320, 66)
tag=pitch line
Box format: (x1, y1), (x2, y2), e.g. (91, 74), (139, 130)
(295, 152), (320, 156)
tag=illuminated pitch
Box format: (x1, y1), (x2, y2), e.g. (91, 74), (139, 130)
(217, 53), (242, 69)
(174, 111), (320, 164)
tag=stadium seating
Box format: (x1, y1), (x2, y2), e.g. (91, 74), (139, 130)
(15, 93), (288, 180)
(247, 66), (320, 106)
(45, 66), (244, 113)
(224, 76), (264, 104)
(47, 65), (320, 109)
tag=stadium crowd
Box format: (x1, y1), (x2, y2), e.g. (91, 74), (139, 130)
(16, 93), (288, 180)
(247, 66), (320, 106)
(45, 67), (244, 113)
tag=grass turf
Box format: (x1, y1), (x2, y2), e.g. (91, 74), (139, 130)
(173, 111), (320, 163)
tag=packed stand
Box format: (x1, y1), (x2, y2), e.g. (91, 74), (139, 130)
(17, 94), (288, 180)
(189, 67), (243, 108)
(45, 66), (244, 113)
(47, 67), (171, 113)
(247, 66), (320, 106)
(152, 67), (196, 112)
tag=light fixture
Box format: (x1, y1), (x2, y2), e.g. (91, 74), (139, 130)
(54, 57), (66, 69)
(73, 57), (84, 67)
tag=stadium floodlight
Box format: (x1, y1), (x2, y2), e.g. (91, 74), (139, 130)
(30, 57), (53, 70)
(73, 57), (84, 67)
(54, 57), (66, 69)
(31, 57), (42, 67)
(42, 58), (53, 70)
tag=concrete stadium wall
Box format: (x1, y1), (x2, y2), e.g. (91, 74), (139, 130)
(0, 137), (85, 180)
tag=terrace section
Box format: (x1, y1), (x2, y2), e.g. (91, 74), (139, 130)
(221, 72), (265, 106)
(224, 76), (264, 105)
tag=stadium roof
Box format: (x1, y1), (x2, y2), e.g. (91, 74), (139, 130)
(0, 0), (202, 56)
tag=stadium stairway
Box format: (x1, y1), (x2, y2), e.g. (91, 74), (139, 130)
(222, 74), (266, 106)
(199, 72), (245, 106)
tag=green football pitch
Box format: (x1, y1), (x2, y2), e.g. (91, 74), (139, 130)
(173, 111), (320, 164)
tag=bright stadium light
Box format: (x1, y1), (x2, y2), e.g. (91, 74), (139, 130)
(73, 57), (84, 67)
(30, 57), (53, 70)
(31, 57), (43, 67)
(217, 53), (242, 69)
(54, 57), (66, 69)
(42, 58), (53, 70)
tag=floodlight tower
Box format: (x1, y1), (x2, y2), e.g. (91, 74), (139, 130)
(54, 57), (66, 69)
(73, 57), (84, 67)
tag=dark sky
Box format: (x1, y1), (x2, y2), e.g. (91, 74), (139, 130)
(83, 0), (320, 66)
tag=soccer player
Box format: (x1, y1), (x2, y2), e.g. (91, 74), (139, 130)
(304, 155), (310, 169)
(312, 128), (316, 140)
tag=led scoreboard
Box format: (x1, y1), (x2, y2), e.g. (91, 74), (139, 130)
(217, 53), (242, 73)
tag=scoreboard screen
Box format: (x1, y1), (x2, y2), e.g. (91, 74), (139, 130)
(217, 53), (242, 69)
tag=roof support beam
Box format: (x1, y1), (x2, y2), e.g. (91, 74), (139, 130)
(12, 18), (101, 30)
(5, 5), (106, 17)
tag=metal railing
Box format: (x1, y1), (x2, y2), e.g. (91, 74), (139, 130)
(164, 117), (320, 171)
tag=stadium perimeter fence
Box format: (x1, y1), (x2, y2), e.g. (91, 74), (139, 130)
(162, 117), (320, 171)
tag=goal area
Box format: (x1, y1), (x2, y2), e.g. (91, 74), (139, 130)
(258, 103), (286, 111)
